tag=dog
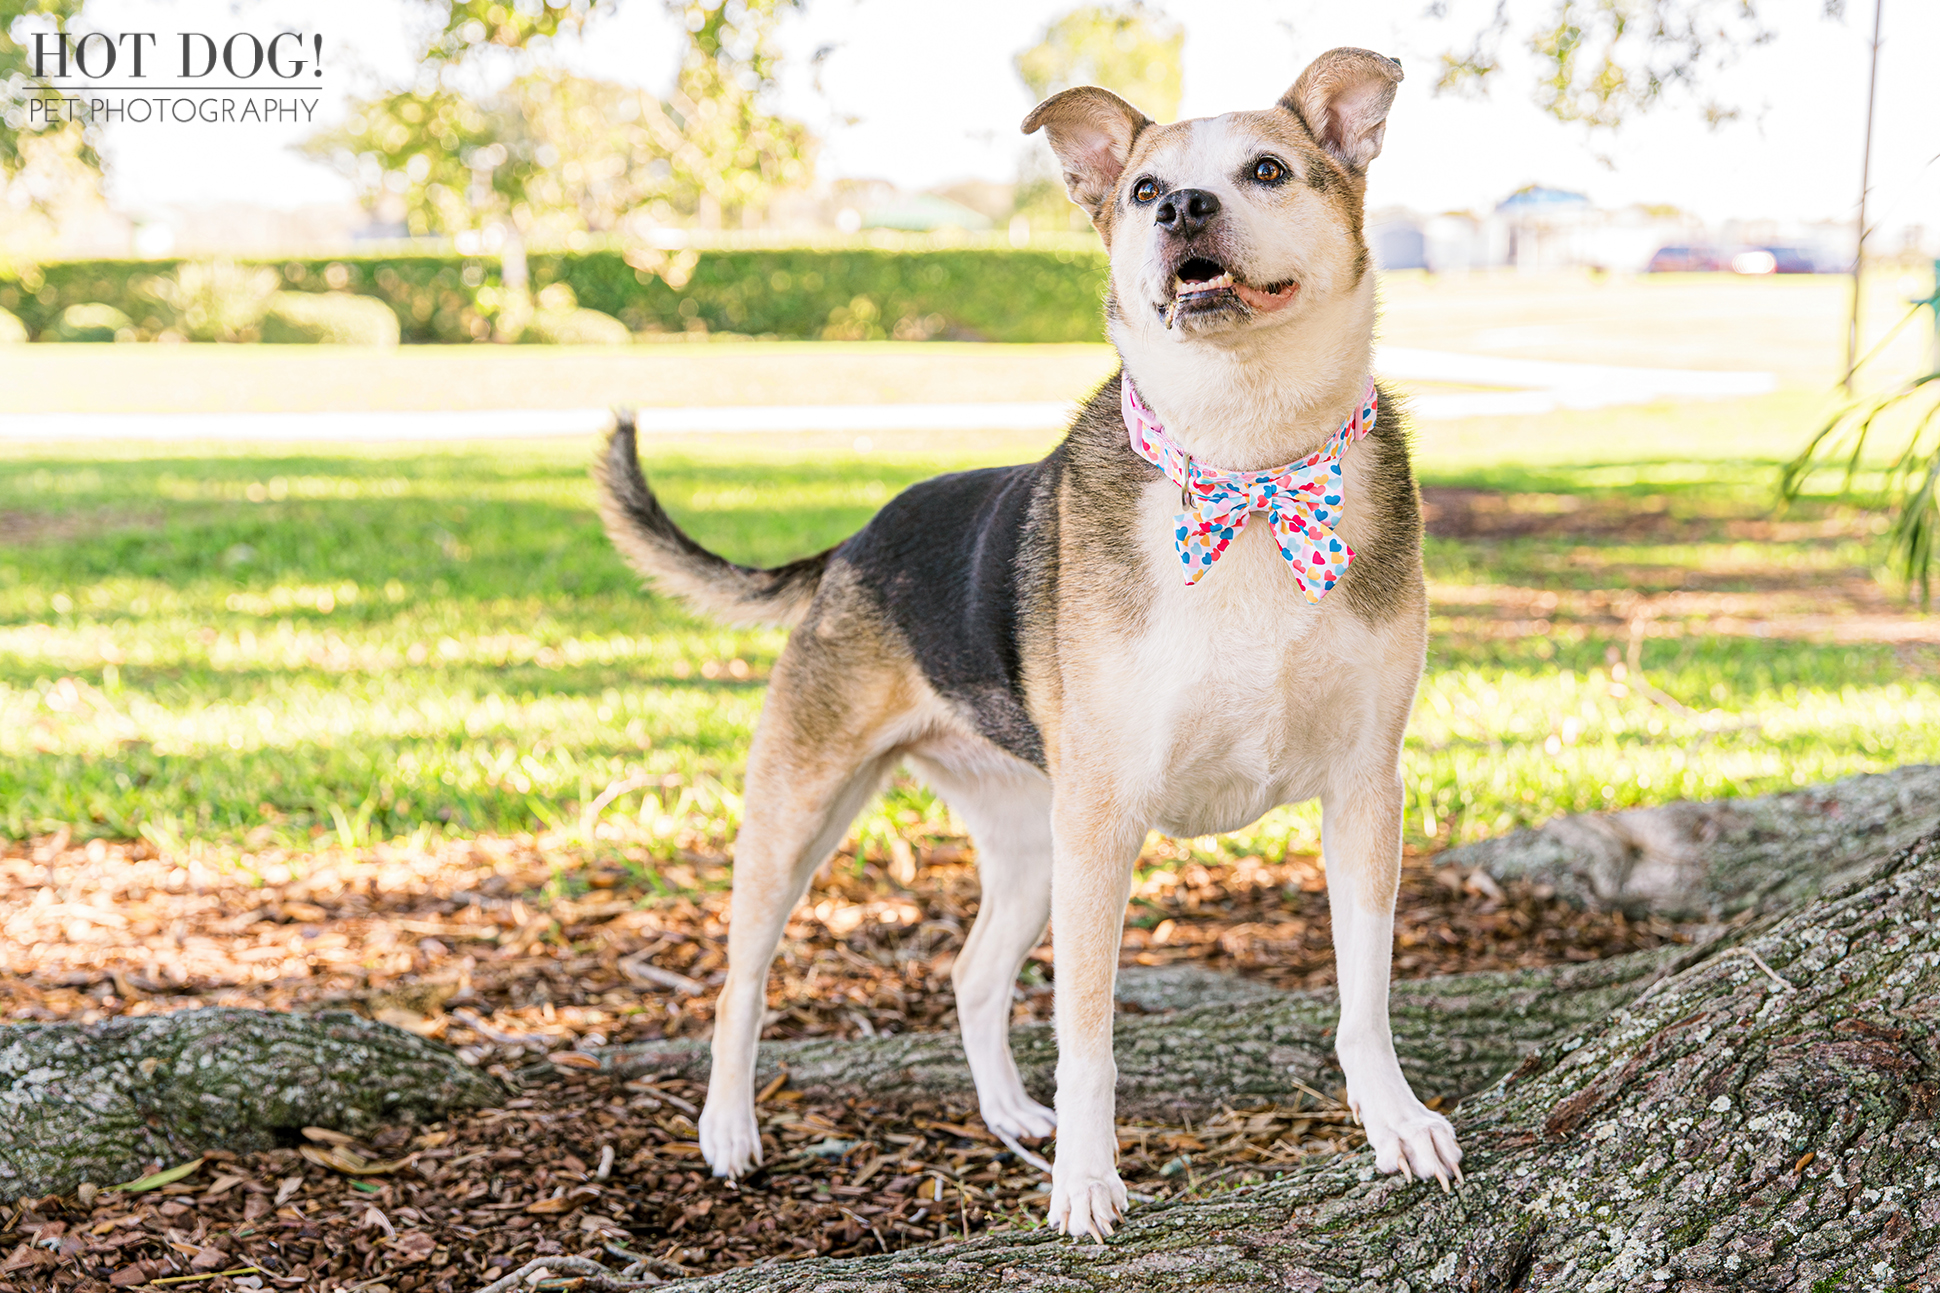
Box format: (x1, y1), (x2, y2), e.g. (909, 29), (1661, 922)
(594, 46), (1460, 1242)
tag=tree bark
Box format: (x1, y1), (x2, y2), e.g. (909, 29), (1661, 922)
(590, 945), (1696, 1120)
(1439, 762), (1940, 921)
(0, 1008), (504, 1201)
(664, 824), (1940, 1291)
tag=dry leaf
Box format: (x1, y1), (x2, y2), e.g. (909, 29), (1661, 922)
(298, 1144), (414, 1177)
(273, 1176), (304, 1205)
(523, 1194), (578, 1215)
(390, 1230), (437, 1263)
(375, 1006), (449, 1038)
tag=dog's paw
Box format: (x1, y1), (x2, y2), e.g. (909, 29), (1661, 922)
(698, 1098), (763, 1179)
(1358, 1095), (1463, 1190)
(1046, 1165), (1128, 1243)
(979, 1090), (1057, 1142)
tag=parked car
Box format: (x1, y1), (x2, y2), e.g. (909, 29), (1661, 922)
(1741, 245), (1818, 274)
(1646, 245), (1723, 272)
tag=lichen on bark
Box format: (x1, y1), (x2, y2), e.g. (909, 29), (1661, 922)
(0, 1008), (504, 1200)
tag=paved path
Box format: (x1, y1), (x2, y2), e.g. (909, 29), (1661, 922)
(0, 349), (1776, 442)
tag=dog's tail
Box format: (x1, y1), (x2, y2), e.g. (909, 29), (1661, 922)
(595, 412), (831, 629)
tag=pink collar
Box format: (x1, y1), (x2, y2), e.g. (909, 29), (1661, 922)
(1121, 377), (1379, 600)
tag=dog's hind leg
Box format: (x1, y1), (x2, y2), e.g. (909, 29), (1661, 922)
(697, 670), (905, 1179)
(907, 756), (1056, 1141)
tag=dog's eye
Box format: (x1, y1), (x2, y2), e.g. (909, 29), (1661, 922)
(1252, 157), (1286, 184)
(1132, 177), (1159, 204)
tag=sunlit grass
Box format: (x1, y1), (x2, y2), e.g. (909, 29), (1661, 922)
(3, 407), (1937, 859)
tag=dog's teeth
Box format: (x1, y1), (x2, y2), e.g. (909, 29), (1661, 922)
(1174, 272), (1233, 297)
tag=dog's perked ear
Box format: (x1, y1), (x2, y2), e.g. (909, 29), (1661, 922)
(1282, 47), (1404, 174)
(1021, 86), (1152, 230)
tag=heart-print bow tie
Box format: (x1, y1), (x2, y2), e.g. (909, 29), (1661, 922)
(1122, 376), (1379, 601)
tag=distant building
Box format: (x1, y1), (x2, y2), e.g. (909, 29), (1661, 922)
(1367, 209), (1426, 270)
(1368, 186), (1859, 276)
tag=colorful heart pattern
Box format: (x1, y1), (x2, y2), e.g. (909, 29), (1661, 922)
(1122, 376), (1378, 602)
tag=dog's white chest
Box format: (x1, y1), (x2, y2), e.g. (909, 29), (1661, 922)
(1107, 476), (1382, 835)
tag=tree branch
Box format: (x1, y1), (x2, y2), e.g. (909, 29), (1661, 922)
(0, 1008), (504, 1200)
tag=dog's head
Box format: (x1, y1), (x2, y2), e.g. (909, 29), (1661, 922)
(1024, 47), (1401, 349)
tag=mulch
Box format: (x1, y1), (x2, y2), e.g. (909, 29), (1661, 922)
(1, 827), (1690, 1290)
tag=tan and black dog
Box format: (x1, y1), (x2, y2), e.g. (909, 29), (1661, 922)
(596, 46), (1461, 1241)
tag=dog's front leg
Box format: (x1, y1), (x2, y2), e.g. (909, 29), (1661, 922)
(1321, 770), (1463, 1187)
(1045, 795), (1143, 1242)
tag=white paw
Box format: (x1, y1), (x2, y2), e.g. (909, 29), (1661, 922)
(1046, 1165), (1128, 1243)
(979, 1089), (1057, 1141)
(1356, 1093), (1463, 1189)
(698, 1097), (763, 1179)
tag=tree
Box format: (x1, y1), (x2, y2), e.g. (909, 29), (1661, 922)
(1012, 3), (1182, 230)
(2, 0), (812, 240)
(0, 0), (90, 177)
(1425, 0), (1837, 129)
(1014, 2), (1183, 124)
(306, 1), (813, 241)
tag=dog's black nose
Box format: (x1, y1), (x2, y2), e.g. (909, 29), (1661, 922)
(1154, 188), (1220, 235)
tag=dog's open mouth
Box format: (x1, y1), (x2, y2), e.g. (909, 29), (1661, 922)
(1168, 257), (1299, 322)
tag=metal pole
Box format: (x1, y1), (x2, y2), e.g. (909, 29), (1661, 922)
(1845, 0), (1885, 392)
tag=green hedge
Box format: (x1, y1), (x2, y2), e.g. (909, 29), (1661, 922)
(526, 247), (1108, 343)
(273, 256), (498, 343)
(2, 261), (173, 338)
(55, 303), (132, 342)
(0, 255), (498, 344)
(260, 291), (403, 346)
(521, 305), (631, 345)
(0, 245), (1109, 345)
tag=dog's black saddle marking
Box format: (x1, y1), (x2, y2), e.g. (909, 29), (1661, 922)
(838, 464), (1046, 768)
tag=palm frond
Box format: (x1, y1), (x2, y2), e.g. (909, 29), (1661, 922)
(1781, 368), (1940, 607)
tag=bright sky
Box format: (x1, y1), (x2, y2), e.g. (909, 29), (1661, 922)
(73, 0), (1940, 237)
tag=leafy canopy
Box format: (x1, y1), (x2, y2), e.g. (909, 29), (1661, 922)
(1428, 0), (1841, 130)
(307, 0), (812, 238)
(1014, 1), (1183, 122)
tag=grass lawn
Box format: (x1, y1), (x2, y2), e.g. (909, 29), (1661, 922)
(5, 383), (1937, 860)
